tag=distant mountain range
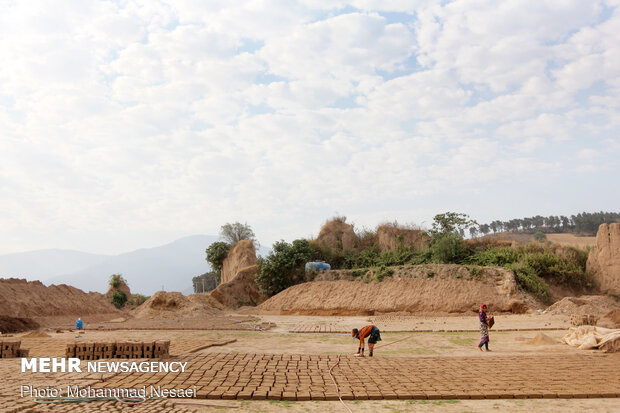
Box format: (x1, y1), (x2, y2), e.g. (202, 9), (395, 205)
(0, 235), (253, 296)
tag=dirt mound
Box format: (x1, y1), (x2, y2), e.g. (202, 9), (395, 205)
(525, 333), (558, 346)
(0, 316), (39, 333)
(133, 291), (224, 319)
(545, 295), (620, 317)
(599, 309), (620, 328)
(21, 331), (51, 338)
(586, 223), (620, 294)
(221, 240), (257, 284)
(211, 265), (267, 309)
(316, 218), (358, 250)
(605, 309), (620, 324)
(314, 264), (523, 300)
(0, 278), (121, 318)
(259, 266), (531, 315)
(376, 224), (428, 252)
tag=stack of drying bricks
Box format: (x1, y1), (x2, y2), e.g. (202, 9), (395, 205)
(66, 340), (170, 360)
(0, 340), (29, 358)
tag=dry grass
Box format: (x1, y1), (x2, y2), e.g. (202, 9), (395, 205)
(546, 234), (596, 249)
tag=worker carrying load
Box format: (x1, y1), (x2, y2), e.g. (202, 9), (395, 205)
(352, 325), (381, 357)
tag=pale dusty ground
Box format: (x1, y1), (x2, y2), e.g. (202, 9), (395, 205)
(1, 313), (618, 413)
(546, 233), (596, 249)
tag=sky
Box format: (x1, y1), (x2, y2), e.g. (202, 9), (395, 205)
(0, 0), (619, 255)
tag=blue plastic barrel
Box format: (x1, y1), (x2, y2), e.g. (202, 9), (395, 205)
(305, 261), (331, 272)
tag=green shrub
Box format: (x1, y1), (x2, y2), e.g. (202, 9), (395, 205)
(129, 294), (149, 309)
(111, 290), (128, 308)
(256, 239), (312, 296)
(533, 230), (546, 242)
(509, 262), (550, 303)
(376, 266), (394, 282)
(108, 274), (126, 289)
(351, 269), (367, 278)
(430, 233), (467, 264)
(467, 247), (520, 266)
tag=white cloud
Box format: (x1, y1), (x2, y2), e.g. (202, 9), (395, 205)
(0, 0), (619, 254)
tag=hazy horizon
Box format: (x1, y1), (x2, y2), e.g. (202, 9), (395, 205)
(1, 1), (619, 255)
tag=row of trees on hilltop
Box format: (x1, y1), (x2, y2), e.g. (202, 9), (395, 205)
(472, 211), (620, 237)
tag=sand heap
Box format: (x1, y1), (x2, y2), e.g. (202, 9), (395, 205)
(221, 240), (257, 284)
(525, 333), (558, 346)
(586, 223), (620, 294)
(0, 316), (39, 333)
(545, 295), (620, 318)
(0, 278), (120, 318)
(376, 224), (428, 252)
(316, 218), (359, 250)
(133, 291), (225, 319)
(259, 265), (530, 315)
(211, 240), (267, 309)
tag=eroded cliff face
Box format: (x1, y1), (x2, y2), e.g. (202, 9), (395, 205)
(220, 240), (256, 284)
(212, 240), (266, 308)
(587, 223), (620, 294)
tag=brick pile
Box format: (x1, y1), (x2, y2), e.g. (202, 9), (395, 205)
(0, 340), (28, 358)
(65, 340), (170, 360)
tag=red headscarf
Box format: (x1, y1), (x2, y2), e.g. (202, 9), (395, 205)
(480, 304), (487, 311)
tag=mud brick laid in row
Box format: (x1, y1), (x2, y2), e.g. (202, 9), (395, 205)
(154, 340), (170, 358)
(65, 341), (170, 360)
(143, 341), (155, 358)
(0, 341), (21, 358)
(65, 343), (76, 358)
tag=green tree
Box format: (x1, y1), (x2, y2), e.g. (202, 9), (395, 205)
(193, 271), (220, 293)
(255, 239), (312, 296)
(430, 212), (478, 236)
(220, 222), (256, 245)
(205, 242), (231, 273)
(427, 212), (474, 264)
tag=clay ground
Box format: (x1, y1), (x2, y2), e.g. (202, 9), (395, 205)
(1, 313), (619, 412)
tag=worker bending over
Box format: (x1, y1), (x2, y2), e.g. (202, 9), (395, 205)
(352, 325), (381, 357)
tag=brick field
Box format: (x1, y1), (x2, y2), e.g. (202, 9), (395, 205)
(96, 352), (620, 401)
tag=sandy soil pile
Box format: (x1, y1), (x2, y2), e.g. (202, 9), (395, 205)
(545, 295), (620, 317)
(133, 291), (224, 319)
(525, 333), (558, 345)
(259, 266), (531, 315)
(0, 278), (121, 318)
(0, 316), (40, 333)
